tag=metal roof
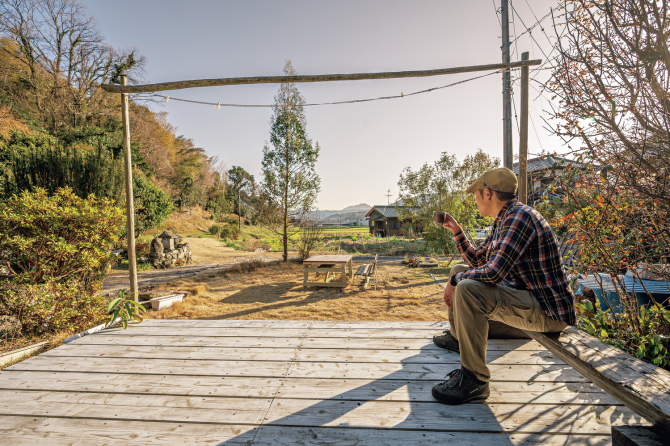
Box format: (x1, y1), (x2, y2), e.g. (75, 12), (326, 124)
(512, 155), (587, 175)
(365, 205), (409, 219)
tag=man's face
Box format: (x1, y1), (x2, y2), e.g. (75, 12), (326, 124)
(474, 190), (485, 216)
(473, 189), (495, 217)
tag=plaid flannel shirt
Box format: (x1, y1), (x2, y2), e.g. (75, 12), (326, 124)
(452, 199), (576, 325)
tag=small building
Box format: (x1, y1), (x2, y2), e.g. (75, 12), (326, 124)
(513, 155), (591, 205)
(366, 205), (412, 237)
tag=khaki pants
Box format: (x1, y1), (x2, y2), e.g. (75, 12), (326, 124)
(447, 264), (567, 382)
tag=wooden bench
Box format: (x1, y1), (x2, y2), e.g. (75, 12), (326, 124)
(352, 254), (378, 291)
(524, 327), (670, 443)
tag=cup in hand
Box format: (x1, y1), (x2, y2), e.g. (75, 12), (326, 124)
(433, 211), (447, 226)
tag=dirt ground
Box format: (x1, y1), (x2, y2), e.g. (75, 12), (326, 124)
(146, 259), (453, 321)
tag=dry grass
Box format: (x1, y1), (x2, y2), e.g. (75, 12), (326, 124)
(144, 206), (214, 237)
(0, 105), (31, 141)
(145, 261), (452, 321)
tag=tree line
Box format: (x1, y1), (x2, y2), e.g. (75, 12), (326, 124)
(0, 0), (322, 260)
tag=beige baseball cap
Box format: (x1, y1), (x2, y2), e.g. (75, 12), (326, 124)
(465, 167), (518, 194)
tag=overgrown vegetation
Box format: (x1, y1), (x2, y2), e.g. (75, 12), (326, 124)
(541, 0), (670, 368)
(396, 149), (499, 254)
(0, 188), (122, 336)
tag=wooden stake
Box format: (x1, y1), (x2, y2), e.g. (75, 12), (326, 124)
(120, 75), (138, 302)
(519, 52), (529, 204)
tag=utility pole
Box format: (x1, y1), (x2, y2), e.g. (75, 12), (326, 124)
(120, 75), (138, 302)
(238, 190), (241, 231)
(501, 0), (513, 169)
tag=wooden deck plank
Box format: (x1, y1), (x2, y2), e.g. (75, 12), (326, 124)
(0, 390), (272, 425)
(285, 361), (589, 382)
(72, 335), (304, 348)
(100, 327), (451, 339)
(41, 344), (565, 365)
(5, 356), (293, 377)
(6, 355), (584, 382)
(0, 372), (616, 405)
(100, 327), (312, 337)
(142, 319), (450, 330)
(73, 334), (544, 351)
(0, 371), (284, 398)
(0, 417), (612, 446)
(273, 378), (618, 405)
(0, 417), (257, 445)
(251, 425), (612, 446)
(262, 398), (648, 434)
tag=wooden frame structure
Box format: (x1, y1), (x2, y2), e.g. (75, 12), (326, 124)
(104, 59), (537, 301)
(302, 255), (354, 288)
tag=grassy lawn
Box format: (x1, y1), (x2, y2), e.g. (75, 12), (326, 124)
(144, 259), (458, 321)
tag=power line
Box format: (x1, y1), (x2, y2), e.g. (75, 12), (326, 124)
(136, 70), (503, 109)
(509, 0), (551, 61)
(508, 5), (555, 46)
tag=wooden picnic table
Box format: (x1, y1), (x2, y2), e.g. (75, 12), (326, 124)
(302, 255), (353, 288)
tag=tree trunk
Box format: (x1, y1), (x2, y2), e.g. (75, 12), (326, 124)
(283, 146), (289, 262)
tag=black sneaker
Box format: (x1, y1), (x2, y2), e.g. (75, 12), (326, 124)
(431, 367), (490, 405)
(433, 331), (460, 352)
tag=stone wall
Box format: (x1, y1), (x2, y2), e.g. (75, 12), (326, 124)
(149, 234), (193, 269)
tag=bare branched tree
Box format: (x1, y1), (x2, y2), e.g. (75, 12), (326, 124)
(547, 0), (670, 204)
(0, 0), (144, 132)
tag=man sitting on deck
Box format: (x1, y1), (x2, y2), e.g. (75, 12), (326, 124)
(431, 167), (575, 405)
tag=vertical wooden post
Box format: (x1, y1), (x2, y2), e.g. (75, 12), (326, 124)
(519, 52), (529, 204)
(120, 75), (138, 302)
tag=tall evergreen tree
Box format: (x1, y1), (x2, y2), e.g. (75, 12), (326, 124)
(261, 60), (320, 262)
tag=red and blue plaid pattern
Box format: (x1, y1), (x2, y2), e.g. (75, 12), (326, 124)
(453, 200), (576, 325)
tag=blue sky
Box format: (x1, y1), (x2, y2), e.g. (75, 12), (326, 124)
(86, 0), (563, 210)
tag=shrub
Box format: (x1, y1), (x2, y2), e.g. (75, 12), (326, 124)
(0, 188), (124, 335)
(576, 299), (670, 370)
(129, 173), (173, 238)
(2, 281), (107, 335)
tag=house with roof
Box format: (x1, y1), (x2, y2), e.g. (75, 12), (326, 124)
(365, 205), (414, 237)
(512, 155), (591, 205)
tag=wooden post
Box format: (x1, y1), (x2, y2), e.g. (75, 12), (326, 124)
(519, 52), (529, 204)
(120, 75), (138, 302)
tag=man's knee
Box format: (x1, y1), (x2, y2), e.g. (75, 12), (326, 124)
(453, 279), (481, 305)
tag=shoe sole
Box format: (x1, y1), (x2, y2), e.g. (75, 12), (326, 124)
(431, 391), (490, 405)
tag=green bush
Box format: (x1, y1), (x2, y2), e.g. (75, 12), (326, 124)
(576, 299), (670, 370)
(130, 173), (173, 238)
(0, 188), (124, 335)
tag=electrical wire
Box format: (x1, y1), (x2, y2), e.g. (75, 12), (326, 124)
(509, 0), (551, 61)
(134, 70), (503, 109)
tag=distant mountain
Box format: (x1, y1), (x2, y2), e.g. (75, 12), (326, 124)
(340, 203), (371, 212)
(314, 203), (371, 219)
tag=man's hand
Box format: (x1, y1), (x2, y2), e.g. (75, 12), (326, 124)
(442, 213), (463, 235)
(443, 281), (456, 308)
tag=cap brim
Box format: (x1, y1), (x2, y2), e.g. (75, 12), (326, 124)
(466, 179), (485, 194)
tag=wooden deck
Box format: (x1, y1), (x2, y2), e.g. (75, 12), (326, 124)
(0, 320), (649, 445)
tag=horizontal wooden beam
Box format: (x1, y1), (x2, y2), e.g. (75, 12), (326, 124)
(101, 59), (542, 94)
(524, 327), (670, 436)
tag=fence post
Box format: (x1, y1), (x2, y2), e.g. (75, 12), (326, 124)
(519, 52), (529, 204)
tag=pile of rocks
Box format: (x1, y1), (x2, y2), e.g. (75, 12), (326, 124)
(149, 231), (192, 269)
